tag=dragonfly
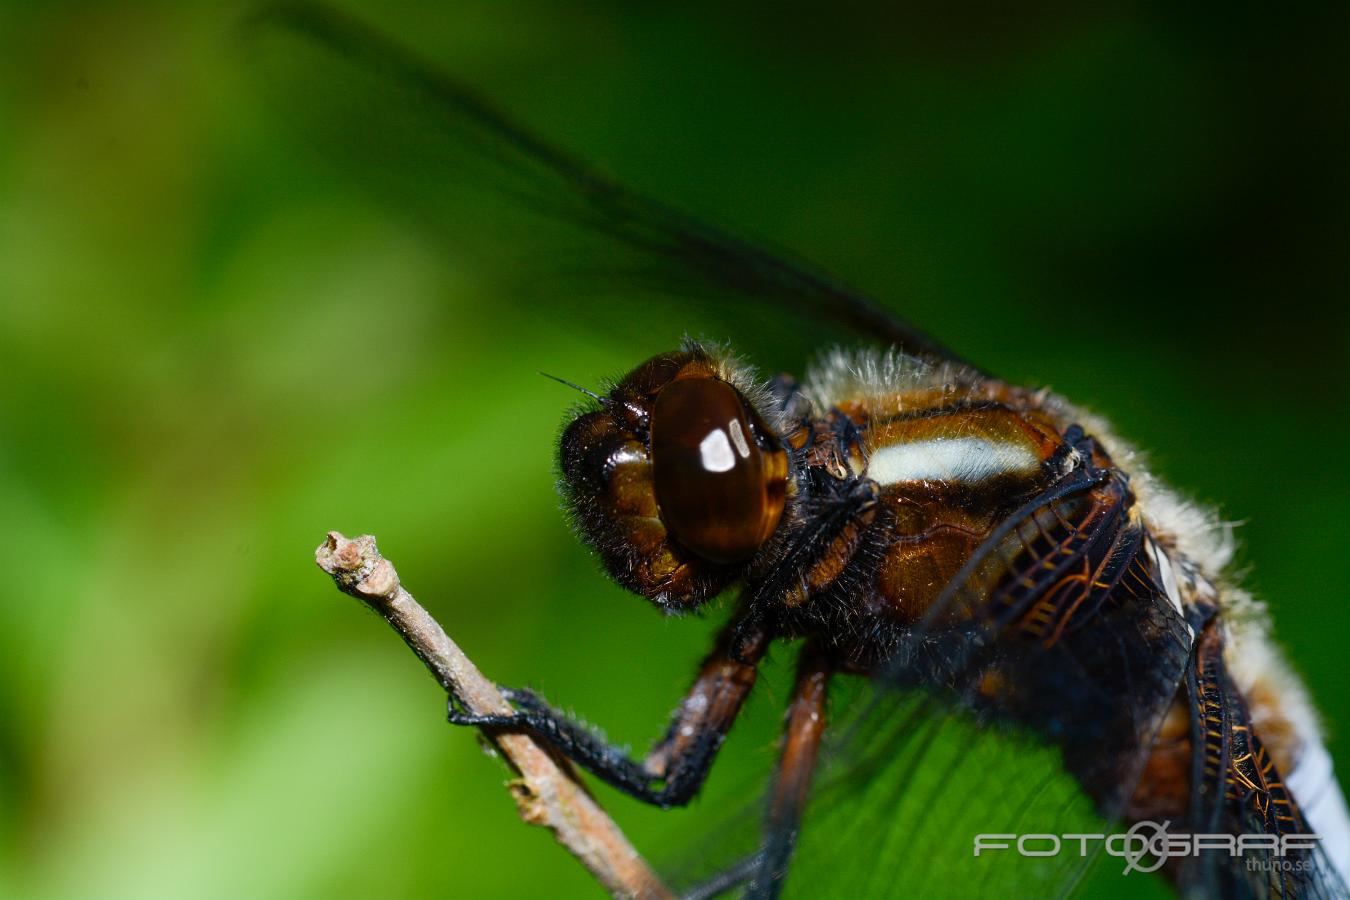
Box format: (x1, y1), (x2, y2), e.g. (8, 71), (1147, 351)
(249, 5), (1350, 897)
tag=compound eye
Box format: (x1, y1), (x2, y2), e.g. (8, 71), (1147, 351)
(650, 377), (787, 564)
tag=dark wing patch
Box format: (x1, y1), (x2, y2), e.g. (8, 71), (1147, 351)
(985, 504), (1192, 814)
(1182, 620), (1348, 899)
(881, 466), (1193, 817)
(241, 2), (972, 369)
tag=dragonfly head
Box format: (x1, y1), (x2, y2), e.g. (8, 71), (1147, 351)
(558, 344), (788, 613)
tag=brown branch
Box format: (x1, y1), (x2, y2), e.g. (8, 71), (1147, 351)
(315, 531), (673, 900)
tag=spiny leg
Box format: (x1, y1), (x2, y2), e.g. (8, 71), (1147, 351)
(747, 641), (831, 900)
(449, 616), (767, 808)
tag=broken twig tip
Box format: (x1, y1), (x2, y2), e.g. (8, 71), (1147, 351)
(315, 531), (400, 603)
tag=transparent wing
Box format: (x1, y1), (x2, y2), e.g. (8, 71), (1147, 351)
(659, 687), (1169, 899)
(783, 691), (1134, 899)
(239, 2), (974, 371)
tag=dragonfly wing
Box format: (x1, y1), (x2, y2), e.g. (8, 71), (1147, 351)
(241, 2), (973, 369)
(783, 691), (1140, 899)
(876, 464), (1195, 807)
(1182, 619), (1349, 899)
(661, 689), (1166, 899)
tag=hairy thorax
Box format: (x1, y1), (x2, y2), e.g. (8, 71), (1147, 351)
(776, 352), (1097, 662)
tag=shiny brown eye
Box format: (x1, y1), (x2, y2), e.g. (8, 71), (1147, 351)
(650, 377), (787, 564)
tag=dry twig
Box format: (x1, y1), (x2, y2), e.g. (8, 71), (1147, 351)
(315, 530), (673, 900)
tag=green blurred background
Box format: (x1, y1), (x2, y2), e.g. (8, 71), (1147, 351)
(0, 2), (1345, 897)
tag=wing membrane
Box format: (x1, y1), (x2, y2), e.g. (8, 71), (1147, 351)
(783, 688), (1126, 899)
(241, 2), (972, 369)
(657, 683), (1135, 899)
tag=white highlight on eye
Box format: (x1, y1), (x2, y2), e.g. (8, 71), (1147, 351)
(699, 429), (736, 472)
(866, 437), (1038, 485)
(727, 419), (751, 459)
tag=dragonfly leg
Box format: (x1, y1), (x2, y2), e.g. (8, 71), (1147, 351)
(746, 641), (831, 900)
(448, 616), (768, 809)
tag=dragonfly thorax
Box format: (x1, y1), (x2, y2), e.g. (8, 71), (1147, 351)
(762, 353), (1076, 643)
